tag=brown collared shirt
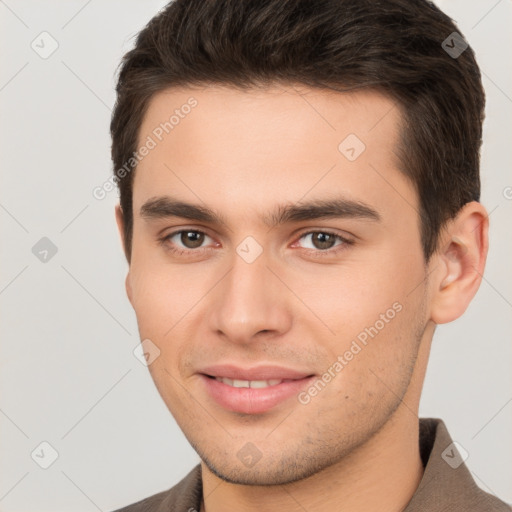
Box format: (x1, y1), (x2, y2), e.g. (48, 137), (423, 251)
(113, 418), (511, 511)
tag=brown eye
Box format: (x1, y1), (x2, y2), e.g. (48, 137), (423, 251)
(299, 232), (342, 251)
(159, 229), (216, 256)
(311, 232), (337, 250)
(180, 231), (205, 248)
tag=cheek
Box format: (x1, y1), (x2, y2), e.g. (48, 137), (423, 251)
(323, 304), (423, 420)
(128, 260), (209, 337)
(295, 257), (426, 374)
(129, 272), (169, 335)
(292, 260), (416, 334)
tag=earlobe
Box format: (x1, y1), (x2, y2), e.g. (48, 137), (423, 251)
(115, 204), (133, 304)
(125, 273), (133, 305)
(430, 202), (489, 324)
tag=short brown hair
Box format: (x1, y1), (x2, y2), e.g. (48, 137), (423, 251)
(110, 0), (485, 262)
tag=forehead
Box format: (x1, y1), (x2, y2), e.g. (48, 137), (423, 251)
(132, 84), (415, 226)
(138, 84), (401, 151)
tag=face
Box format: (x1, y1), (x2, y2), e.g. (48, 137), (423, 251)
(123, 85), (432, 485)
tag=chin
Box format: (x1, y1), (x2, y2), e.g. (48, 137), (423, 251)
(199, 450), (335, 486)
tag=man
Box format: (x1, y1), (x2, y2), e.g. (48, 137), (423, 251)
(110, 0), (511, 510)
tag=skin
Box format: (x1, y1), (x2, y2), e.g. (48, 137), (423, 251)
(115, 85), (488, 512)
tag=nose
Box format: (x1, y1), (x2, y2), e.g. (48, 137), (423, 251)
(208, 248), (293, 345)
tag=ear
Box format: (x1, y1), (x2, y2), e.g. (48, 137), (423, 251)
(115, 205), (133, 304)
(429, 201), (489, 324)
(115, 204), (128, 259)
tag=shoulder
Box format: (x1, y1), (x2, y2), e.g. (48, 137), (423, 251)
(409, 418), (512, 511)
(111, 464), (202, 512)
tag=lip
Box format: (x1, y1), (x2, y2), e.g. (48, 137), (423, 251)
(199, 364), (313, 381)
(198, 364), (315, 414)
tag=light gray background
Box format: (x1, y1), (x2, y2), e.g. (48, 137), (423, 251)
(0, 1), (511, 510)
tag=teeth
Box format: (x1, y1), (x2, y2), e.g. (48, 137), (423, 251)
(250, 380), (272, 389)
(250, 379), (282, 388)
(215, 377), (283, 388)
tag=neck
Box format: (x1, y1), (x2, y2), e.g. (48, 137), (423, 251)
(200, 408), (424, 512)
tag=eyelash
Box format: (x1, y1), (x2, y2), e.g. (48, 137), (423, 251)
(158, 229), (354, 259)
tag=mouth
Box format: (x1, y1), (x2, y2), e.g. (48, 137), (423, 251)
(198, 365), (315, 414)
(209, 376), (296, 388)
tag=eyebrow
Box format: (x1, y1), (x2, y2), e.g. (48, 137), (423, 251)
(139, 195), (381, 227)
